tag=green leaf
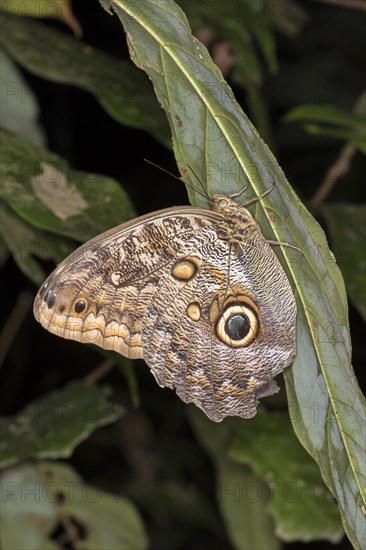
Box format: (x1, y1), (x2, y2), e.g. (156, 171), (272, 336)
(0, 200), (70, 285)
(283, 95), (366, 153)
(283, 104), (364, 129)
(0, 0), (80, 32)
(303, 124), (366, 154)
(0, 461), (148, 550)
(0, 380), (123, 468)
(189, 408), (280, 550)
(229, 410), (343, 542)
(322, 203), (366, 321)
(99, 1), (366, 547)
(178, 0), (275, 145)
(0, 0), (82, 36)
(0, 50), (46, 146)
(0, 13), (171, 147)
(0, 128), (136, 242)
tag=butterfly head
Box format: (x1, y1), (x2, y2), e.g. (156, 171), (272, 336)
(212, 194), (252, 217)
(212, 194), (261, 240)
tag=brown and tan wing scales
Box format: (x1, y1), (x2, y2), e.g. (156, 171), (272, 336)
(142, 225), (296, 421)
(34, 197), (297, 422)
(34, 208), (215, 358)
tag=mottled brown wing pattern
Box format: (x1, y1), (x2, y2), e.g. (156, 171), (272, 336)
(142, 226), (296, 421)
(34, 209), (214, 358)
(34, 197), (297, 422)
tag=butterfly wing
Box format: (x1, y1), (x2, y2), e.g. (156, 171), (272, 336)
(34, 208), (215, 358)
(142, 228), (296, 421)
(34, 207), (296, 422)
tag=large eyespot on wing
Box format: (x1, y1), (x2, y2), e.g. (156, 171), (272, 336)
(213, 295), (260, 348)
(33, 209), (217, 358)
(142, 231), (297, 421)
(211, 239), (296, 421)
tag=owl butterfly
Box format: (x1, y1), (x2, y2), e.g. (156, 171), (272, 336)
(34, 185), (297, 422)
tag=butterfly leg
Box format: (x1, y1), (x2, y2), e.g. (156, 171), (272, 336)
(229, 182), (250, 200)
(238, 182), (276, 207)
(266, 239), (301, 252)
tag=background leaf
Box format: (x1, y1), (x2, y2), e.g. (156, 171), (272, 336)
(0, 13), (171, 147)
(229, 410), (343, 542)
(0, 128), (136, 241)
(0, 0), (82, 37)
(0, 379), (123, 468)
(283, 104), (364, 129)
(0, 461), (148, 549)
(189, 408), (280, 550)
(322, 203), (366, 321)
(0, 50), (46, 146)
(302, 125), (366, 154)
(283, 102), (366, 154)
(0, 200), (70, 285)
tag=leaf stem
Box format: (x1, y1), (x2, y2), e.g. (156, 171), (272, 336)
(85, 358), (115, 384)
(310, 142), (356, 207)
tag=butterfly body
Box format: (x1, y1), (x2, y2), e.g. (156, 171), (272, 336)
(34, 194), (296, 421)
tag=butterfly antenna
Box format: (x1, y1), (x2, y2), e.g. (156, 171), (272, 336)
(186, 163), (211, 202)
(144, 159), (209, 202)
